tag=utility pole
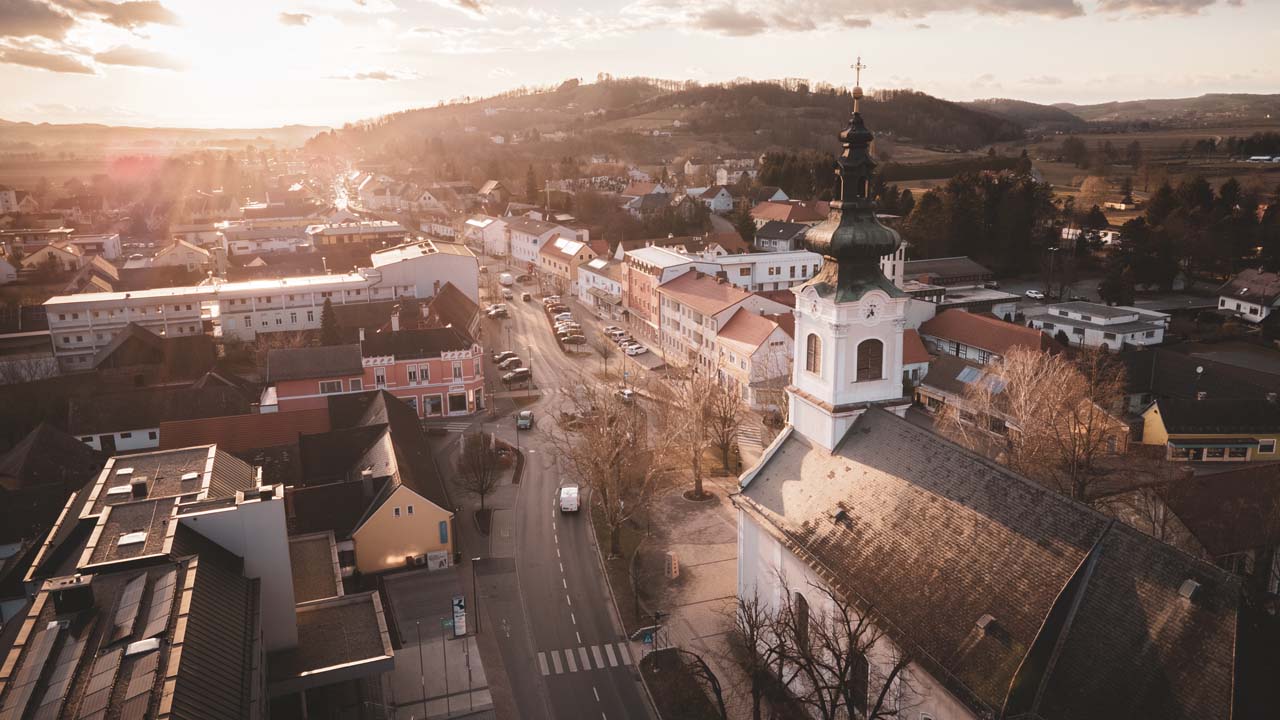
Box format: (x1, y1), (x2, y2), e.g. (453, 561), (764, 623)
(416, 621), (426, 716)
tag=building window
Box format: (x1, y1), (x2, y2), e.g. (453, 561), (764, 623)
(805, 334), (821, 375)
(407, 505), (414, 515)
(375, 367), (386, 387)
(290, 312), (297, 323)
(307, 310), (315, 322)
(120, 432), (132, 439)
(738, 267), (750, 277)
(856, 339), (883, 381)
(408, 367), (418, 383)
(449, 392), (468, 413)
(243, 315), (251, 326)
(425, 394), (443, 416)
(1103, 332), (1116, 340)
(438, 521), (449, 544)
(319, 380), (343, 394)
(793, 592), (810, 651)
(393, 507), (401, 517)
(350, 378), (363, 391)
(1260, 439), (1276, 454)
(452, 362), (462, 379)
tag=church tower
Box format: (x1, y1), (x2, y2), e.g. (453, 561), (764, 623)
(789, 64), (911, 451)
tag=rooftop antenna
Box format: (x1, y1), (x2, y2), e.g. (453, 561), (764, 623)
(851, 56), (867, 113)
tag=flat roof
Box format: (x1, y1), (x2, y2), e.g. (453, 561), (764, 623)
(626, 245), (693, 268)
(267, 591), (394, 695)
(44, 271), (368, 305)
(289, 532), (342, 604)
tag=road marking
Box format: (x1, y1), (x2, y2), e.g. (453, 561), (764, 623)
(617, 643), (632, 664)
(552, 521), (556, 531)
(592, 645), (605, 668)
(562, 578), (567, 589)
(556, 548), (560, 558)
(559, 562), (564, 573)
(571, 612), (576, 625)
(538, 652), (549, 675)
(551, 650), (563, 674)
(593, 687), (600, 702)
(565, 649), (578, 672)
(578, 643), (587, 663)
(554, 534), (558, 545)
(605, 644), (618, 667)
(566, 595), (571, 606)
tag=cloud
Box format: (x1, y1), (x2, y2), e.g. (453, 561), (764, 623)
(54, 0), (179, 30)
(487, 66), (513, 79)
(279, 11), (312, 25)
(1095, 0), (1231, 14)
(94, 45), (184, 70)
(426, 0), (489, 17)
(973, 72), (1001, 89)
(0, 42), (94, 73)
(0, 0), (74, 40)
(694, 6), (767, 36)
(1024, 74), (1063, 85)
(328, 69), (418, 80)
(915, 22), (930, 28)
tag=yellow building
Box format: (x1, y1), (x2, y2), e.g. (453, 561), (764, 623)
(353, 482), (454, 573)
(1141, 397), (1280, 462)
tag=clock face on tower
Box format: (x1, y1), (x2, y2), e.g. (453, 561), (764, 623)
(864, 302), (879, 319)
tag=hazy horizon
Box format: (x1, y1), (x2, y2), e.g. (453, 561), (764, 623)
(0, 0), (1276, 128)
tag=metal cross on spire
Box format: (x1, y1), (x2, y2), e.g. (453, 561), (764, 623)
(850, 56), (867, 112)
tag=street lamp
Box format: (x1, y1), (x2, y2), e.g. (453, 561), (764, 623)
(471, 557), (482, 633)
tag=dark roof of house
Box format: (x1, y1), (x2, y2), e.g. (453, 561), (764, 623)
(0, 424), (102, 544)
(266, 344), (363, 383)
(741, 407), (1241, 719)
(330, 391), (450, 512)
(287, 479), (385, 537)
(66, 385), (253, 435)
(1216, 268), (1280, 306)
(1151, 397), (1280, 434)
(751, 186), (785, 203)
(1161, 463), (1280, 556)
(755, 220), (808, 241)
(629, 192), (672, 213)
(1120, 348), (1280, 400)
(159, 408), (332, 454)
(361, 326), (473, 361)
(425, 281), (480, 334)
(330, 300), (398, 333)
(298, 425), (388, 487)
(920, 309), (1062, 357)
(903, 256), (994, 283)
(90, 323), (217, 382)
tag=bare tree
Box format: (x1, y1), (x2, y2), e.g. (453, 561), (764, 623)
(545, 383), (677, 556)
(727, 591), (789, 720)
(667, 369), (719, 499)
(0, 356), (60, 385)
(254, 330), (314, 371)
(706, 371), (747, 474)
(937, 347), (1127, 504)
(592, 332), (617, 378)
(457, 431), (501, 510)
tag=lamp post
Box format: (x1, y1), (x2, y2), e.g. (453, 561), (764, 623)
(416, 621), (426, 716)
(471, 557), (482, 633)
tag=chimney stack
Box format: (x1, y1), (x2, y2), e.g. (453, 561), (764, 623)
(130, 475), (148, 498)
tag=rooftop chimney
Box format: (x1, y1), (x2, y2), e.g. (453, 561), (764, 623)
(390, 308), (400, 332)
(130, 475), (148, 498)
(50, 574), (95, 615)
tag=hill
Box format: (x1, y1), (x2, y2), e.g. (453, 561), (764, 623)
(964, 98), (1086, 131)
(0, 120), (329, 151)
(319, 77), (1027, 163)
(1054, 93), (1280, 123)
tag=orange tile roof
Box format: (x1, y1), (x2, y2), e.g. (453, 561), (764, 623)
(159, 408), (332, 453)
(750, 200), (827, 224)
(902, 329), (931, 365)
(717, 307), (783, 349)
(919, 309), (1062, 357)
(658, 271), (754, 317)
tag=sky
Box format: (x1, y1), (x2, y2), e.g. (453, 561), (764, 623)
(0, 0), (1277, 128)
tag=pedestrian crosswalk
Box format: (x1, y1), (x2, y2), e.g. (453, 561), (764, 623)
(537, 642), (634, 676)
(424, 421), (474, 433)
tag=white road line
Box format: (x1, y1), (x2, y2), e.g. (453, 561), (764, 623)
(552, 521), (556, 531)
(593, 687), (601, 702)
(556, 548), (560, 558)
(554, 534), (558, 545)
(566, 649), (578, 672)
(559, 562), (564, 573)
(562, 578), (567, 589)
(592, 645), (605, 668)
(566, 595), (572, 606)
(617, 643), (633, 665)
(579, 645), (588, 665)
(551, 650), (563, 674)
(538, 652), (549, 675)
(605, 644), (618, 667)
(571, 612), (576, 625)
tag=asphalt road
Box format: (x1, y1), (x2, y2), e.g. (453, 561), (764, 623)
(481, 267), (654, 720)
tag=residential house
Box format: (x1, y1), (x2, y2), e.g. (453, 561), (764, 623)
(65, 233), (121, 260)
(623, 246), (698, 344)
(265, 327), (485, 418)
(0, 226), (73, 253)
(424, 281), (483, 341)
(304, 221), (409, 248)
(683, 157), (708, 178)
(625, 192), (673, 219)
(537, 236), (597, 294)
(0, 186), (25, 214)
(901, 327), (931, 386)
(1141, 396), (1280, 463)
(919, 309), (1062, 365)
(222, 224), (308, 256)
(20, 241), (85, 272)
(620, 182), (669, 199)
(463, 215), (509, 256)
(749, 200), (827, 228)
(754, 221), (809, 252)
(151, 238), (213, 271)
(477, 179), (511, 213)
(1027, 301), (1169, 351)
(698, 185), (736, 214)
(749, 186), (789, 204)
(87, 322), (218, 386)
(1118, 348), (1280, 415)
(0, 255), (16, 285)
(505, 216), (586, 271)
(50, 194), (105, 224)
(170, 222), (223, 248)
(577, 258), (625, 321)
(713, 307), (793, 409)
(656, 271), (790, 369)
(368, 238), (480, 305)
(67, 384), (253, 452)
(1216, 268), (1280, 323)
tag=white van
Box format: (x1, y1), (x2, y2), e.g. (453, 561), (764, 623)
(499, 272), (515, 286)
(559, 485), (580, 513)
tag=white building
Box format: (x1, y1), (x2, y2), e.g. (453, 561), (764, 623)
(1026, 301), (1169, 351)
(578, 257), (624, 320)
(463, 215), (509, 257)
(698, 185), (736, 214)
(656, 271), (790, 370)
(368, 239), (480, 304)
(1216, 269), (1280, 323)
(67, 233), (122, 260)
(714, 307), (793, 409)
(0, 256), (17, 285)
(505, 216), (586, 270)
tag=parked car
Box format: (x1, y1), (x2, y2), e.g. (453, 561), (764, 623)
(516, 410), (534, 430)
(982, 280), (999, 289)
(624, 344), (648, 356)
(522, 292), (533, 301)
(1024, 290), (1045, 300)
(501, 288), (514, 299)
(503, 367), (532, 383)
(498, 273), (514, 286)
(543, 296), (561, 305)
(492, 350), (518, 364)
(562, 334), (588, 345)
(603, 325), (623, 334)
(516, 274), (532, 283)
(555, 322), (581, 332)
(498, 356), (523, 370)
(553, 312), (573, 322)
(614, 335), (634, 345)
(479, 266), (489, 274)
(559, 485), (580, 513)
(616, 388), (636, 404)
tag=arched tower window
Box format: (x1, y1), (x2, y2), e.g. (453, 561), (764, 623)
(805, 333), (822, 375)
(856, 339), (883, 382)
(793, 592), (810, 652)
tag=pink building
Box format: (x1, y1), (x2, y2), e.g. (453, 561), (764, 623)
(264, 327), (485, 417)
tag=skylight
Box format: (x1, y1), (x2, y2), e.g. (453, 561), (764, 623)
(118, 532), (147, 547)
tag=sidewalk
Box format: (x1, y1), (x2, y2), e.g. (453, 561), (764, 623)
(638, 474), (753, 720)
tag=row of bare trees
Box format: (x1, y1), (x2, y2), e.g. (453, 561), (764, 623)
(937, 347), (1128, 505)
(730, 583), (915, 720)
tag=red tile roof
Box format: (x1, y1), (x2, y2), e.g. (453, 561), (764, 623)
(750, 200), (827, 224)
(658, 271), (754, 317)
(159, 408), (332, 453)
(717, 308), (783, 349)
(902, 329), (931, 365)
(920, 309), (1062, 357)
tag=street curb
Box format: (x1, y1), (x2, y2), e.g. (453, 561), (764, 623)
(586, 496), (662, 720)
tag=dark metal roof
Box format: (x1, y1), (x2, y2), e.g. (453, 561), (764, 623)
(66, 385), (253, 436)
(360, 326), (474, 361)
(266, 344), (363, 383)
(1153, 397), (1280, 434)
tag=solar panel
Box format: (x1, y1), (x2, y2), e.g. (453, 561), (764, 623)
(117, 648), (160, 720)
(111, 574), (147, 643)
(32, 635), (87, 720)
(140, 569), (177, 640)
(77, 648), (123, 720)
(956, 366), (981, 383)
(0, 624), (60, 720)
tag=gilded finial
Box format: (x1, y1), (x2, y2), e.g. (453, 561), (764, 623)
(850, 56), (867, 113)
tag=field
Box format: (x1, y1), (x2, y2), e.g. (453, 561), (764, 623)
(0, 157), (111, 187)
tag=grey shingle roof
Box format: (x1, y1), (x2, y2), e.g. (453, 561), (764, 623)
(266, 344), (363, 383)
